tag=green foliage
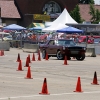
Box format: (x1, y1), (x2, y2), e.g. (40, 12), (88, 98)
(95, 9), (100, 21)
(89, 4), (96, 22)
(79, 0), (94, 4)
(70, 3), (100, 24)
(89, 4), (100, 23)
(70, 5), (82, 23)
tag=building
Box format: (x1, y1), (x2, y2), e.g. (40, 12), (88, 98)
(0, 0), (21, 26)
(66, 23), (100, 35)
(1, 0), (100, 30)
(0, 0), (78, 27)
(67, 4), (100, 35)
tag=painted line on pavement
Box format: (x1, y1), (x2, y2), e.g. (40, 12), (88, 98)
(0, 74), (43, 80)
(0, 91), (100, 99)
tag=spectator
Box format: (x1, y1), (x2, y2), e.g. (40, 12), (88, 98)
(74, 36), (79, 43)
(47, 33), (52, 40)
(89, 35), (94, 43)
(70, 35), (74, 40)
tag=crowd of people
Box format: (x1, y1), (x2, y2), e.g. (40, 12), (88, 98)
(3, 30), (80, 43)
(1, 29), (98, 48)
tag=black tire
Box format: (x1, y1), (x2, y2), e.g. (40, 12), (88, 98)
(76, 54), (85, 61)
(42, 50), (46, 59)
(67, 57), (71, 60)
(56, 51), (64, 60)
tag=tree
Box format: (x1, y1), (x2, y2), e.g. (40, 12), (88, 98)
(70, 5), (82, 23)
(79, 0), (94, 4)
(89, 4), (96, 22)
(95, 9), (100, 22)
(89, 4), (100, 23)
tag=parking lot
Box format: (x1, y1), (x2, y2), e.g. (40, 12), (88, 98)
(0, 48), (100, 100)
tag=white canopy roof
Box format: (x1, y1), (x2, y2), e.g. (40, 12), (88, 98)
(45, 21), (52, 27)
(42, 23), (69, 32)
(45, 8), (78, 27)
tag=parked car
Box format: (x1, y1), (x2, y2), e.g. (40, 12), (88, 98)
(0, 32), (11, 41)
(78, 35), (100, 44)
(39, 39), (86, 61)
(3, 35), (12, 41)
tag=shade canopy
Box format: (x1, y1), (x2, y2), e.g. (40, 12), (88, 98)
(42, 23), (69, 32)
(56, 26), (84, 33)
(28, 23), (45, 28)
(29, 26), (43, 30)
(3, 24), (26, 30)
(47, 8), (78, 27)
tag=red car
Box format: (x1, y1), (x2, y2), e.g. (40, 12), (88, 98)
(78, 35), (100, 44)
(39, 39), (86, 61)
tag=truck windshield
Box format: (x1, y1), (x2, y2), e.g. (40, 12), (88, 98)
(55, 40), (76, 46)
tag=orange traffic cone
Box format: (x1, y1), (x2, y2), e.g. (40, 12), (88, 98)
(37, 50), (41, 61)
(25, 66), (33, 79)
(32, 53), (35, 61)
(39, 78), (50, 95)
(63, 56), (68, 65)
(28, 54), (31, 63)
(1, 50), (4, 56)
(16, 53), (20, 62)
(24, 57), (29, 67)
(45, 53), (49, 60)
(17, 60), (23, 71)
(0, 50), (3, 56)
(74, 77), (83, 92)
(91, 71), (99, 85)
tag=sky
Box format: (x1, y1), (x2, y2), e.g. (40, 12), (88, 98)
(94, 0), (100, 4)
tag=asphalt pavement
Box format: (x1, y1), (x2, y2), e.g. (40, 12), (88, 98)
(0, 48), (100, 100)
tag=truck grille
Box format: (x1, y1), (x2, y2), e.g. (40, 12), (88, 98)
(68, 47), (82, 50)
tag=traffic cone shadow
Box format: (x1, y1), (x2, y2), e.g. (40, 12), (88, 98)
(45, 53), (49, 61)
(63, 55), (68, 65)
(91, 71), (99, 85)
(32, 53), (35, 61)
(16, 53), (20, 62)
(37, 50), (41, 61)
(74, 77), (83, 92)
(16, 60), (23, 71)
(25, 66), (33, 79)
(39, 78), (50, 95)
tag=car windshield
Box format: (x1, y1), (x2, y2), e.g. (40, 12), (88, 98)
(55, 40), (76, 46)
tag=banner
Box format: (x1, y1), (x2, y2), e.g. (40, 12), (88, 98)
(33, 14), (50, 21)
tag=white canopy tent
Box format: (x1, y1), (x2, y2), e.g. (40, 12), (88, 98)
(42, 23), (69, 32)
(45, 21), (52, 27)
(45, 8), (78, 27)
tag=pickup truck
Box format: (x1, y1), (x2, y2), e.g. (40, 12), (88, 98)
(39, 39), (86, 61)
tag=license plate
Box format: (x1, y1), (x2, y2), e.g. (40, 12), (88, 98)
(71, 51), (78, 54)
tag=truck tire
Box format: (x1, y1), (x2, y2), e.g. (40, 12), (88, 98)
(56, 51), (64, 60)
(76, 54), (85, 61)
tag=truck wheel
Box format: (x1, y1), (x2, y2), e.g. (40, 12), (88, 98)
(76, 54), (85, 61)
(56, 51), (64, 60)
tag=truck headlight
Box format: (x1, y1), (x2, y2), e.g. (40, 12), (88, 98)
(83, 47), (86, 50)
